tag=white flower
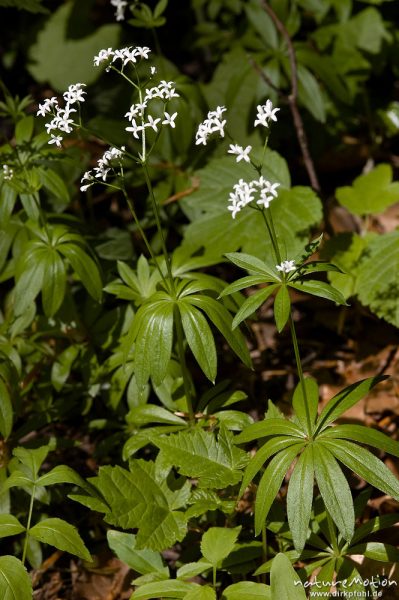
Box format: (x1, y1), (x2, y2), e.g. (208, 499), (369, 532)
(135, 46), (151, 59)
(162, 112), (177, 128)
(145, 115), (161, 131)
(276, 260), (296, 274)
(195, 106), (227, 146)
(110, 0), (127, 21)
(36, 97), (58, 117)
(2, 165), (13, 180)
(228, 144), (252, 163)
(150, 66), (157, 75)
(94, 48), (114, 67)
(254, 99), (280, 128)
(63, 83), (86, 104)
(126, 120), (144, 139)
(49, 134), (63, 147)
(125, 104), (142, 120)
(227, 176), (280, 218)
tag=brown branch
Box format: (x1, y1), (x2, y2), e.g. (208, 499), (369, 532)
(256, 0), (321, 193)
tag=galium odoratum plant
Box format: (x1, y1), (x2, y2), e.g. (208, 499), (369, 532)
(196, 98), (399, 552)
(36, 45), (252, 425)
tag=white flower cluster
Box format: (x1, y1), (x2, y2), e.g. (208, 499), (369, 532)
(80, 146), (125, 191)
(36, 84), (86, 148)
(276, 260), (296, 273)
(125, 80), (179, 141)
(93, 46), (151, 69)
(2, 165), (13, 181)
(228, 176), (280, 219)
(228, 144), (252, 163)
(110, 0), (127, 21)
(254, 99), (280, 128)
(195, 106), (226, 145)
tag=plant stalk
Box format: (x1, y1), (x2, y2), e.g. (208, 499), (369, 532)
(289, 313), (312, 436)
(175, 312), (195, 423)
(22, 484), (36, 565)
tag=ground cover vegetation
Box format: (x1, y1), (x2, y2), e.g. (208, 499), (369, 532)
(0, 0), (399, 598)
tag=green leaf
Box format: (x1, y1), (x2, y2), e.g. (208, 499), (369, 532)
(29, 518), (91, 561)
(184, 587), (216, 600)
(178, 301), (217, 383)
(0, 514), (25, 538)
(107, 531), (168, 576)
(36, 465), (94, 495)
(319, 424), (399, 457)
(51, 345), (80, 392)
(13, 247), (47, 314)
(201, 526), (241, 567)
(176, 561), (213, 579)
(232, 284), (279, 329)
(58, 243), (102, 302)
(287, 446), (314, 552)
(292, 377), (319, 434)
(316, 376), (387, 432)
(28, 3), (119, 90)
(41, 249), (66, 316)
(289, 280), (347, 305)
(149, 303), (174, 386)
(322, 439), (399, 501)
(296, 64), (326, 123)
(126, 405), (187, 426)
(0, 379), (13, 439)
(348, 542), (399, 562)
(15, 116), (34, 144)
(336, 164), (399, 216)
(255, 444), (304, 535)
(0, 556), (32, 600)
(313, 443), (354, 541)
(270, 553), (306, 600)
(350, 514), (399, 545)
(222, 581), (271, 600)
(39, 168), (70, 205)
(274, 285), (291, 332)
(219, 275), (269, 297)
(130, 580), (196, 599)
(225, 253), (279, 280)
(153, 428), (247, 489)
(235, 418), (305, 444)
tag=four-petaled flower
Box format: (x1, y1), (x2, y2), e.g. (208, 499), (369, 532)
(254, 99), (280, 128)
(276, 260), (296, 274)
(228, 144), (252, 163)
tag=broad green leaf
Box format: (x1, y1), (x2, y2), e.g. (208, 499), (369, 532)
(29, 518), (91, 560)
(41, 249), (66, 316)
(0, 379), (12, 439)
(239, 438), (304, 498)
(319, 424), (399, 457)
(297, 64), (326, 123)
(348, 542), (399, 562)
(289, 280), (347, 305)
(58, 243), (102, 302)
(313, 443), (354, 541)
(176, 561), (213, 579)
(356, 231), (399, 327)
(235, 418), (305, 444)
(36, 465), (94, 494)
(13, 247), (47, 314)
(244, 1), (277, 48)
(255, 444), (304, 535)
(126, 405), (186, 427)
(222, 581), (271, 600)
(201, 526), (241, 566)
(51, 345), (80, 392)
(316, 376), (387, 432)
(0, 514), (25, 538)
(28, 3), (119, 90)
(184, 587), (216, 600)
(270, 553), (306, 600)
(39, 168), (70, 206)
(0, 556), (32, 600)
(232, 284), (279, 329)
(107, 531), (168, 576)
(178, 302), (217, 382)
(154, 428), (247, 489)
(287, 446), (314, 552)
(292, 377), (319, 434)
(131, 580), (196, 599)
(15, 116), (34, 144)
(322, 439), (399, 501)
(336, 164), (399, 215)
(187, 295), (252, 368)
(321, 232), (367, 300)
(225, 253), (279, 280)
(13, 443), (52, 479)
(273, 285), (291, 332)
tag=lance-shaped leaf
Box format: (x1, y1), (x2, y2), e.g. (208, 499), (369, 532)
(0, 556), (32, 600)
(287, 445), (314, 552)
(255, 444), (304, 535)
(153, 427), (247, 489)
(319, 424), (399, 457)
(29, 518), (91, 560)
(58, 242), (102, 302)
(274, 285), (291, 332)
(235, 418), (305, 444)
(0, 379), (12, 439)
(41, 249), (66, 316)
(225, 252), (279, 280)
(350, 514), (399, 545)
(292, 377), (319, 434)
(232, 284), (279, 329)
(289, 279), (347, 305)
(348, 542), (399, 563)
(178, 301), (217, 383)
(219, 275), (269, 297)
(313, 443), (354, 541)
(316, 376), (387, 432)
(322, 439), (399, 501)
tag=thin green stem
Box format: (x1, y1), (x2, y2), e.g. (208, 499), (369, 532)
(212, 566), (217, 589)
(22, 484), (36, 565)
(289, 313), (312, 436)
(261, 523), (267, 584)
(175, 312), (195, 423)
(261, 210), (281, 265)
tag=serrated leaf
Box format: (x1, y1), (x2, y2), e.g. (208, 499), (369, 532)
(287, 446), (314, 552)
(313, 443), (354, 541)
(0, 556), (32, 600)
(222, 581), (271, 600)
(316, 376), (387, 432)
(292, 377), (319, 434)
(0, 514), (25, 538)
(107, 531), (168, 576)
(29, 517), (91, 560)
(255, 444), (304, 535)
(153, 428), (246, 489)
(322, 439), (399, 501)
(274, 285), (291, 332)
(201, 526), (241, 566)
(270, 553), (306, 600)
(336, 164), (399, 215)
(178, 302), (217, 383)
